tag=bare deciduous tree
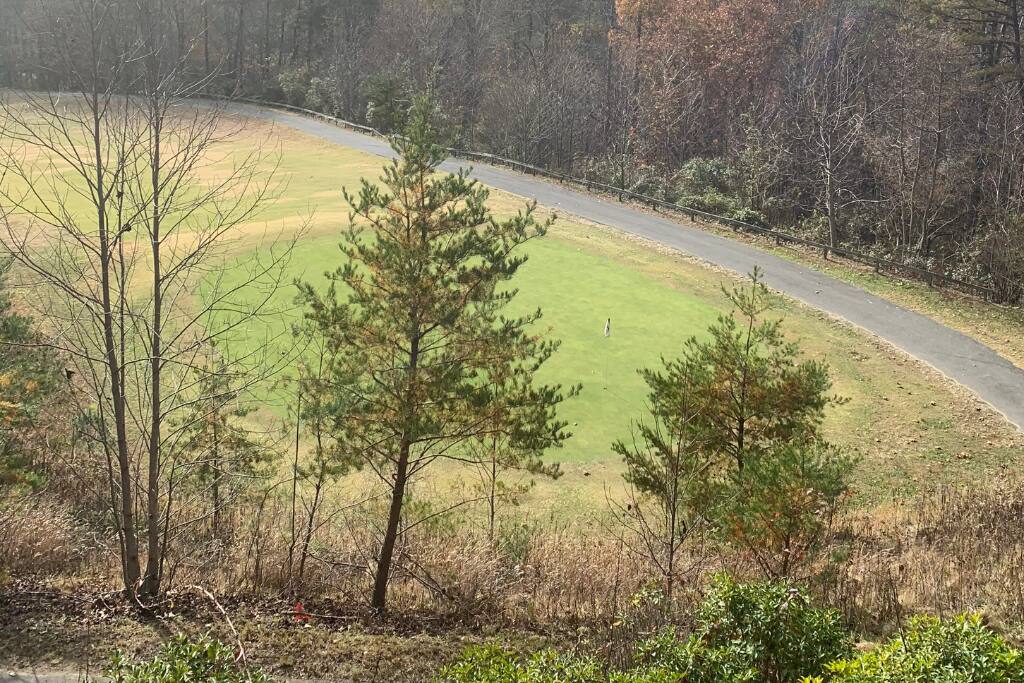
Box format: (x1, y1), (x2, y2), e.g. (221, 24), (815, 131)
(0, 0), (295, 598)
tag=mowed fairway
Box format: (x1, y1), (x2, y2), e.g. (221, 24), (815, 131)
(5, 111), (1021, 512)
(203, 117), (1024, 511)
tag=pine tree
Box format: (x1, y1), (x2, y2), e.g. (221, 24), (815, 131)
(613, 357), (713, 598)
(684, 268), (837, 471)
(469, 353), (578, 543)
(177, 353), (273, 539)
(618, 270), (850, 582)
(298, 96), (573, 611)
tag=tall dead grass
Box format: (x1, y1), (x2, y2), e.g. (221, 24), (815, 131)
(6, 483), (1024, 636)
(824, 484), (1024, 633)
(0, 497), (98, 576)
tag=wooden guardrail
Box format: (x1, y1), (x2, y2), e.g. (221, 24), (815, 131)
(217, 95), (999, 303)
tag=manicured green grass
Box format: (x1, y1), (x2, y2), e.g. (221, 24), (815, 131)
(202, 118), (1024, 512)
(209, 226), (726, 465)
(6, 111), (1021, 513)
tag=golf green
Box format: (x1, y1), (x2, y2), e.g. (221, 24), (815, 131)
(207, 227), (722, 464)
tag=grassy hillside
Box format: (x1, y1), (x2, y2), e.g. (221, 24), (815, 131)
(201, 117), (1022, 511)
(2, 112), (1019, 511)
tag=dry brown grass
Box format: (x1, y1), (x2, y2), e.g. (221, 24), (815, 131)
(823, 485), (1024, 636)
(0, 498), (96, 577)
(7, 471), (1024, 644)
(7, 482), (1024, 679)
(1, 406), (1013, 648)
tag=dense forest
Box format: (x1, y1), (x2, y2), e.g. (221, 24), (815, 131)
(3, 0), (1024, 300)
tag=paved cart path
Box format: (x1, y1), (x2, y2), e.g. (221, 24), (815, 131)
(227, 103), (1024, 431)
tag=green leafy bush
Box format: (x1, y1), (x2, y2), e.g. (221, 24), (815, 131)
(636, 576), (852, 683)
(439, 577), (850, 682)
(106, 634), (267, 683)
(277, 67), (310, 107)
(436, 644), (520, 682)
(305, 75), (338, 115)
(668, 158), (767, 224)
(364, 73), (411, 133)
(673, 157), (734, 195)
(820, 614), (1024, 683)
(1, 259), (60, 494)
(634, 629), (757, 682)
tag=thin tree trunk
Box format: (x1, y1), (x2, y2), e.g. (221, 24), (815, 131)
(235, 0), (246, 89)
(287, 391), (301, 589)
(212, 416), (222, 536)
(665, 457), (678, 600)
(372, 437), (411, 611)
(825, 155), (838, 251)
(142, 98), (164, 598)
(488, 441), (497, 543)
(372, 322), (421, 611)
(93, 93), (141, 595)
(203, 1), (210, 74)
(297, 472), (324, 584)
(263, 0), (272, 69)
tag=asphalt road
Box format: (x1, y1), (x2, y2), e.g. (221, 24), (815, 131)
(227, 103), (1024, 431)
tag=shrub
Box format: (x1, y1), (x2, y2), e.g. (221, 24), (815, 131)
(673, 157), (735, 196)
(277, 67), (310, 107)
(716, 442), (854, 578)
(821, 614), (1024, 683)
(304, 76), (337, 115)
(364, 73), (410, 133)
(437, 643), (693, 682)
(637, 575), (852, 683)
(1, 258), (61, 495)
(439, 577), (851, 682)
(106, 634), (267, 683)
(436, 644), (520, 682)
(635, 629), (757, 682)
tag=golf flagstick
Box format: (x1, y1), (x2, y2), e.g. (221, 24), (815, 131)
(603, 318), (611, 390)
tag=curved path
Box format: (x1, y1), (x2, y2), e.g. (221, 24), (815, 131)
(229, 103), (1024, 431)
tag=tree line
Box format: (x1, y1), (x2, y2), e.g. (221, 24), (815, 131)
(4, 0), (1024, 300)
